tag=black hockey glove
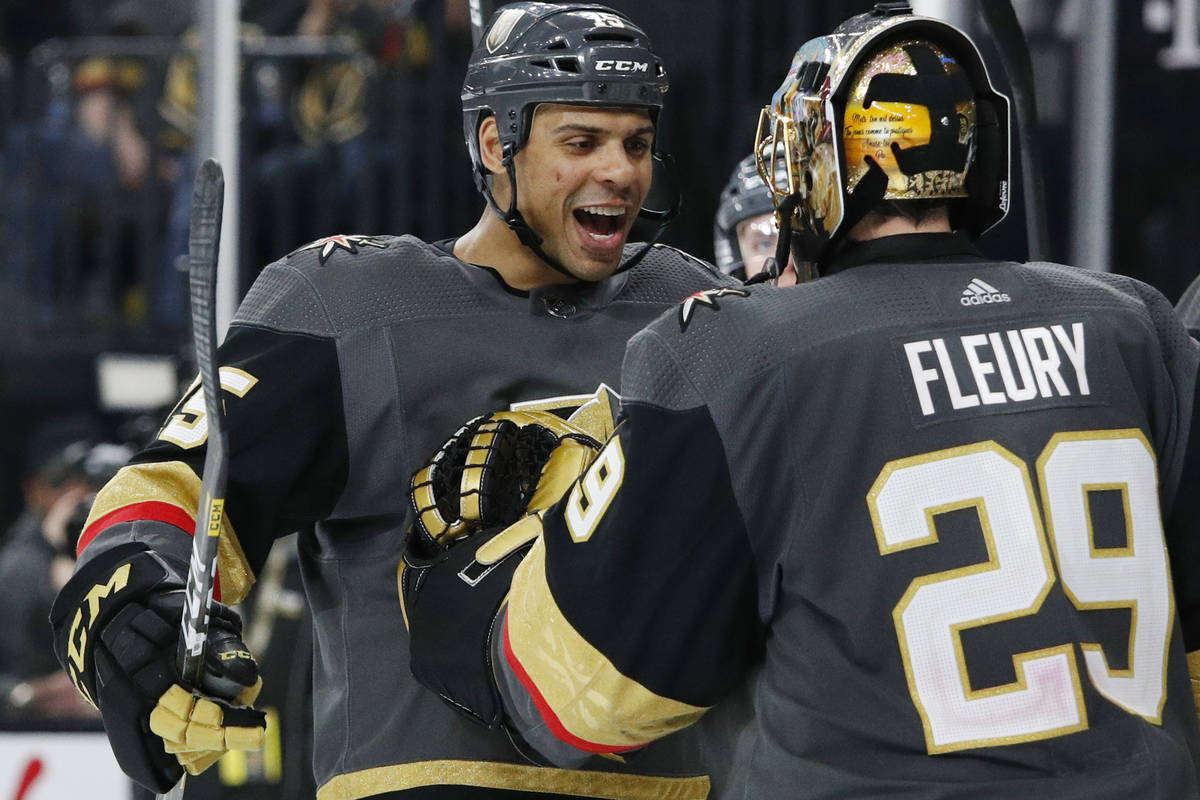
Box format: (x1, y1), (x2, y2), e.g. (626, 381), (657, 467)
(402, 411), (600, 727)
(50, 541), (265, 793)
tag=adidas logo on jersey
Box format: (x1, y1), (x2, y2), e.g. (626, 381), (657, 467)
(960, 278), (1011, 307)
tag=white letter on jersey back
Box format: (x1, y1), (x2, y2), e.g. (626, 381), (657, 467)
(904, 340), (939, 416)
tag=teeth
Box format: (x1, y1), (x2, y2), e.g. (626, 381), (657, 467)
(580, 207), (623, 216)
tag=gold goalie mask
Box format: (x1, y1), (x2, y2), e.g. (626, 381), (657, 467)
(754, 3), (1011, 269)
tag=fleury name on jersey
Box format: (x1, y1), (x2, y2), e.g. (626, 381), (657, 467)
(902, 321), (1090, 416)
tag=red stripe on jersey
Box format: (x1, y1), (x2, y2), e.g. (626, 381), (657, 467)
(77, 501), (223, 600)
(77, 501), (194, 555)
(501, 609), (645, 755)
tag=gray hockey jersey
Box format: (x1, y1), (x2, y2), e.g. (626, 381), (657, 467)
(494, 233), (1200, 799)
(77, 234), (732, 799)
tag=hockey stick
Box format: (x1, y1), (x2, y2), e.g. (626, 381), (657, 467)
(159, 158), (227, 800)
(978, 0), (1049, 261)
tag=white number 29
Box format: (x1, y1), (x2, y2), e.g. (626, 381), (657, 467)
(868, 430), (1173, 753)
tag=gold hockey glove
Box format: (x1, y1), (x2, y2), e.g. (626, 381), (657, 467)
(409, 410), (601, 553)
(401, 411), (601, 727)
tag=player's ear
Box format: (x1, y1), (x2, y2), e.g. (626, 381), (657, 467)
(478, 116), (505, 177)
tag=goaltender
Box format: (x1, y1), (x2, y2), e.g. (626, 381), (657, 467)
(403, 4), (1200, 798)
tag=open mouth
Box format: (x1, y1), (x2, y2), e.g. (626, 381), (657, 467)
(573, 206), (627, 243)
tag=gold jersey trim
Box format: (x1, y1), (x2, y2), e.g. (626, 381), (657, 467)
(507, 537), (708, 750)
(315, 759), (709, 800)
(85, 462), (256, 603)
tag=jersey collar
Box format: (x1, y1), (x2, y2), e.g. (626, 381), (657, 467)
(825, 231), (986, 274)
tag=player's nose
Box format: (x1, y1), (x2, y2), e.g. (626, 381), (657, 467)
(591, 141), (638, 187)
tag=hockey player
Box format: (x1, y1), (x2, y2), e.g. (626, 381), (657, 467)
(712, 153), (795, 284)
(48, 3), (730, 798)
(402, 4), (1200, 797)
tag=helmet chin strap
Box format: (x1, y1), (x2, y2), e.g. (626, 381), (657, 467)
(481, 144), (672, 284)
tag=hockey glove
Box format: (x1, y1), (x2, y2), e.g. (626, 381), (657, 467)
(50, 541), (265, 793)
(409, 411), (601, 551)
(401, 411), (600, 727)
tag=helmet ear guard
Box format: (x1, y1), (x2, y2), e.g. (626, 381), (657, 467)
(640, 151), (682, 224)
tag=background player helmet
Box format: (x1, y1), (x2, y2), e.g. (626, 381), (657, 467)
(462, 2), (669, 194)
(755, 2), (1010, 266)
(713, 153), (788, 276)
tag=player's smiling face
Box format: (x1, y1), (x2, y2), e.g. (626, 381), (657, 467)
(514, 104), (655, 281)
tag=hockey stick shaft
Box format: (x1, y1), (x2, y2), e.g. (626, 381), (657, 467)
(180, 157), (228, 688)
(159, 158), (228, 800)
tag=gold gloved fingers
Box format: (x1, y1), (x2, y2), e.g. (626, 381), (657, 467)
(179, 749), (224, 775)
(149, 681), (267, 777)
(148, 684), (194, 744)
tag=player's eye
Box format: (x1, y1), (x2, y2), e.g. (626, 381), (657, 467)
(626, 138), (651, 156)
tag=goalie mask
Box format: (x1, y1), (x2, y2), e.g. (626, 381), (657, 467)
(462, 2), (675, 278)
(755, 2), (1010, 270)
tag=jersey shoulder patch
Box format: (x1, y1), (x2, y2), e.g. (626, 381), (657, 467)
(678, 287), (750, 331)
(287, 234), (391, 265)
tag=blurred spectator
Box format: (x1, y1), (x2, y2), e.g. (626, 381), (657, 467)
(0, 1), (183, 326)
(4, 417), (96, 550)
(4, 30), (175, 327)
(0, 425), (129, 722)
(157, 0), (472, 304)
(74, 57), (152, 190)
(156, 0), (390, 324)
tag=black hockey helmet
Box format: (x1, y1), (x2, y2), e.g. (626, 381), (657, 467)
(713, 153), (789, 277)
(461, 2), (675, 278)
(755, 1), (1010, 272)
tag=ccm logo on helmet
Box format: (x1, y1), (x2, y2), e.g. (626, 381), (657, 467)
(595, 60), (649, 73)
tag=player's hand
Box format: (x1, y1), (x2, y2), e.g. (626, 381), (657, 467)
(50, 542), (265, 792)
(401, 411), (601, 726)
(151, 680), (264, 775)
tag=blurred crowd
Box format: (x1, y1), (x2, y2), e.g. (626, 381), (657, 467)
(0, 0), (474, 333)
(0, 415), (131, 723)
(0, 14), (475, 798)
(0, 412), (317, 798)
